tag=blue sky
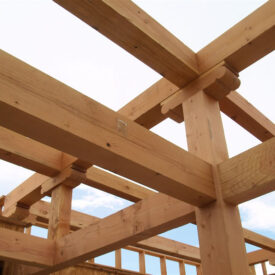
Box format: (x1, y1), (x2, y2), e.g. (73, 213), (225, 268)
(0, 0), (274, 274)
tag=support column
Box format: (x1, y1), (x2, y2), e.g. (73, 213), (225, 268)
(48, 184), (73, 240)
(115, 249), (122, 269)
(160, 256), (167, 275)
(182, 91), (249, 275)
(47, 166), (85, 240)
(179, 261), (186, 275)
(139, 251), (146, 273)
(261, 262), (267, 275)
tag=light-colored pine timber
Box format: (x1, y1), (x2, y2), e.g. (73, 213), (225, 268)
(247, 249), (275, 265)
(196, 265), (203, 275)
(179, 261), (186, 275)
(182, 91), (249, 275)
(161, 65), (240, 120)
(35, 193), (195, 274)
(0, 50), (214, 206)
(249, 265), (256, 275)
(47, 184), (73, 241)
(197, 1), (275, 73)
(139, 251), (146, 274)
(119, 78), (179, 129)
(243, 228), (275, 252)
(85, 167), (153, 203)
(53, 0), (199, 88)
(0, 228), (54, 267)
(0, 126), (62, 177)
(160, 256), (167, 275)
(220, 137), (275, 204)
(115, 249), (122, 269)
(219, 91), (275, 141)
(261, 262), (267, 275)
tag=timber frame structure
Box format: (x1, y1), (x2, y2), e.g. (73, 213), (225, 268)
(0, 1), (274, 274)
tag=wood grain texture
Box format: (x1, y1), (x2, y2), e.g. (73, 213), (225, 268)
(54, 0), (199, 87)
(47, 184), (73, 241)
(243, 228), (275, 252)
(0, 228), (54, 267)
(220, 137), (275, 204)
(219, 91), (275, 142)
(0, 50), (214, 206)
(197, 1), (275, 73)
(247, 249), (275, 265)
(37, 193), (195, 274)
(183, 91), (249, 275)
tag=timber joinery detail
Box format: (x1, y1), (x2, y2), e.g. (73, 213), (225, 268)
(0, 0), (274, 274)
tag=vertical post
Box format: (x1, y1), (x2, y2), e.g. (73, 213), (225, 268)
(115, 249), (122, 269)
(25, 226), (31, 235)
(196, 265), (203, 275)
(88, 258), (95, 264)
(179, 261), (186, 275)
(139, 251), (146, 274)
(261, 262), (267, 275)
(48, 184), (73, 240)
(249, 265), (256, 275)
(182, 91), (249, 275)
(160, 256), (167, 275)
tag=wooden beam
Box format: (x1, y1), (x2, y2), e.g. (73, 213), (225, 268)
(53, 0), (199, 88)
(160, 256), (167, 275)
(139, 251), (146, 274)
(47, 184), (73, 241)
(261, 262), (267, 275)
(219, 91), (275, 142)
(115, 249), (122, 269)
(183, 90), (249, 274)
(0, 228), (54, 267)
(243, 229), (275, 252)
(220, 137), (275, 204)
(161, 65), (240, 120)
(0, 49), (214, 206)
(0, 126), (62, 177)
(179, 261), (186, 275)
(247, 249), (275, 265)
(119, 78), (179, 129)
(135, 236), (199, 263)
(85, 166), (153, 203)
(35, 193), (195, 274)
(249, 265), (256, 275)
(197, 1), (275, 73)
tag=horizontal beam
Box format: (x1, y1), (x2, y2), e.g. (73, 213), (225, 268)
(85, 167), (153, 203)
(119, 78), (179, 129)
(197, 1), (275, 73)
(0, 228), (54, 267)
(53, 0), (199, 87)
(28, 200), (198, 264)
(247, 249), (275, 265)
(35, 193), (195, 274)
(0, 50), (214, 206)
(244, 229), (275, 253)
(0, 126), (62, 177)
(220, 137), (275, 204)
(161, 65), (240, 120)
(219, 91), (275, 142)
(135, 236), (200, 263)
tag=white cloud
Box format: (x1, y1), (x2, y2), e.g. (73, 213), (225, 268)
(72, 184), (126, 212)
(239, 192), (275, 233)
